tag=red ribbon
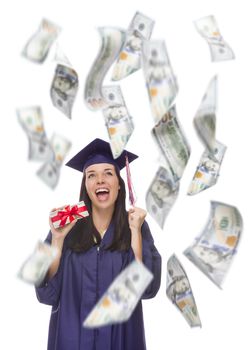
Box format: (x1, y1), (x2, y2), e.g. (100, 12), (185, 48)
(52, 204), (87, 227)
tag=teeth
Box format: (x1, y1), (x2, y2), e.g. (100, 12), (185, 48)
(96, 188), (109, 194)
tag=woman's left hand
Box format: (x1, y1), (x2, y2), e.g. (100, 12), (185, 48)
(128, 207), (147, 232)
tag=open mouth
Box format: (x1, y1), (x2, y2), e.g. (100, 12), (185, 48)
(95, 188), (110, 201)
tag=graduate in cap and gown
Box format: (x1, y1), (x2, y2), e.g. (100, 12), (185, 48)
(35, 138), (162, 350)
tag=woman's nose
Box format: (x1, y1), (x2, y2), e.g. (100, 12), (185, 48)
(96, 174), (105, 184)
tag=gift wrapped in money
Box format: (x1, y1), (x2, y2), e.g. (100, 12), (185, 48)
(50, 201), (89, 228)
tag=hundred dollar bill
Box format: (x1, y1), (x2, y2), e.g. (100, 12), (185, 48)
(37, 133), (71, 189)
(166, 254), (201, 327)
(152, 105), (191, 181)
(142, 40), (178, 124)
(22, 18), (61, 63)
(194, 76), (217, 153)
(17, 241), (58, 286)
(184, 201), (243, 288)
(194, 15), (235, 62)
(84, 27), (126, 110)
(188, 140), (226, 195)
(16, 106), (54, 162)
(50, 64), (79, 118)
(112, 12), (154, 81)
(146, 166), (179, 229)
(102, 85), (134, 158)
(83, 260), (153, 327)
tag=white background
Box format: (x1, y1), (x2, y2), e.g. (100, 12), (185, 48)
(1, 0), (251, 349)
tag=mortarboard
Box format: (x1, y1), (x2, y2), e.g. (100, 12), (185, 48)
(65, 138), (138, 173)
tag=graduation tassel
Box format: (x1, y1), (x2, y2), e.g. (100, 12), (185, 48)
(125, 154), (136, 206)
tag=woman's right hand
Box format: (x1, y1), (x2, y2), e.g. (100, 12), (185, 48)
(49, 206), (77, 247)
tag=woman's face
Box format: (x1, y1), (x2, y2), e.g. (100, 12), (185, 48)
(85, 163), (120, 211)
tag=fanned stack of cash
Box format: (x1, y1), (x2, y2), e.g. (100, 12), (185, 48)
(146, 106), (190, 228)
(50, 62), (79, 118)
(37, 133), (71, 189)
(17, 106), (54, 162)
(188, 76), (227, 195)
(194, 15), (235, 62)
(83, 260), (153, 328)
(184, 201), (243, 288)
(84, 27), (126, 110)
(17, 241), (58, 286)
(112, 12), (155, 81)
(102, 85), (134, 159)
(142, 40), (178, 124)
(22, 18), (61, 63)
(166, 254), (201, 327)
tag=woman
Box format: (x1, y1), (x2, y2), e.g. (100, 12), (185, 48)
(36, 138), (162, 350)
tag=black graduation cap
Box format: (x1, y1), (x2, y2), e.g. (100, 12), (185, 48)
(65, 138), (138, 173)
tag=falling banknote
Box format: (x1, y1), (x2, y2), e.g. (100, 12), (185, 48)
(37, 133), (71, 189)
(152, 105), (191, 182)
(166, 254), (201, 327)
(22, 18), (61, 63)
(102, 85), (134, 158)
(112, 11), (154, 81)
(146, 166), (179, 229)
(194, 15), (235, 62)
(17, 241), (58, 286)
(184, 201), (243, 288)
(142, 39), (178, 124)
(16, 106), (54, 162)
(50, 63), (79, 118)
(84, 27), (126, 110)
(193, 75), (217, 153)
(188, 140), (226, 195)
(83, 260), (153, 327)
(189, 75), (226, 194)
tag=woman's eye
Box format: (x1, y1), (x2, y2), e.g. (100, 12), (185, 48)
(88, 173), (95, 179)
(106, 171), (113, 176)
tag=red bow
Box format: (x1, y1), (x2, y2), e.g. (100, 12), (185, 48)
(52, 205), (86, 227)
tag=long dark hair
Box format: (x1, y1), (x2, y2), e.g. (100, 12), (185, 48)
(67, 167), (131, 252)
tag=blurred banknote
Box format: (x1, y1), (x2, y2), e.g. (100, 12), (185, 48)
(37, 133), (71, 189)
(112, 11), (154, 81)
(194, 76), (217, 153)
(184, 201), (243, 288)
(152, 105), (191, 181)
(102, 85), (134, 158)
(18, 241), (58, 286)
(50, 64), (79, 118)
(194, 15), (235, 62)
(83, 260), (153, 327)
(142, 40), (178, 124)
(17, 106), (54, 162)
(166, 254), (201, 327)
(146, 166), (179, 229)
(188, 140), (226, 195)
(22, 18), (61, 63)
(84, 27), (125, 110)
